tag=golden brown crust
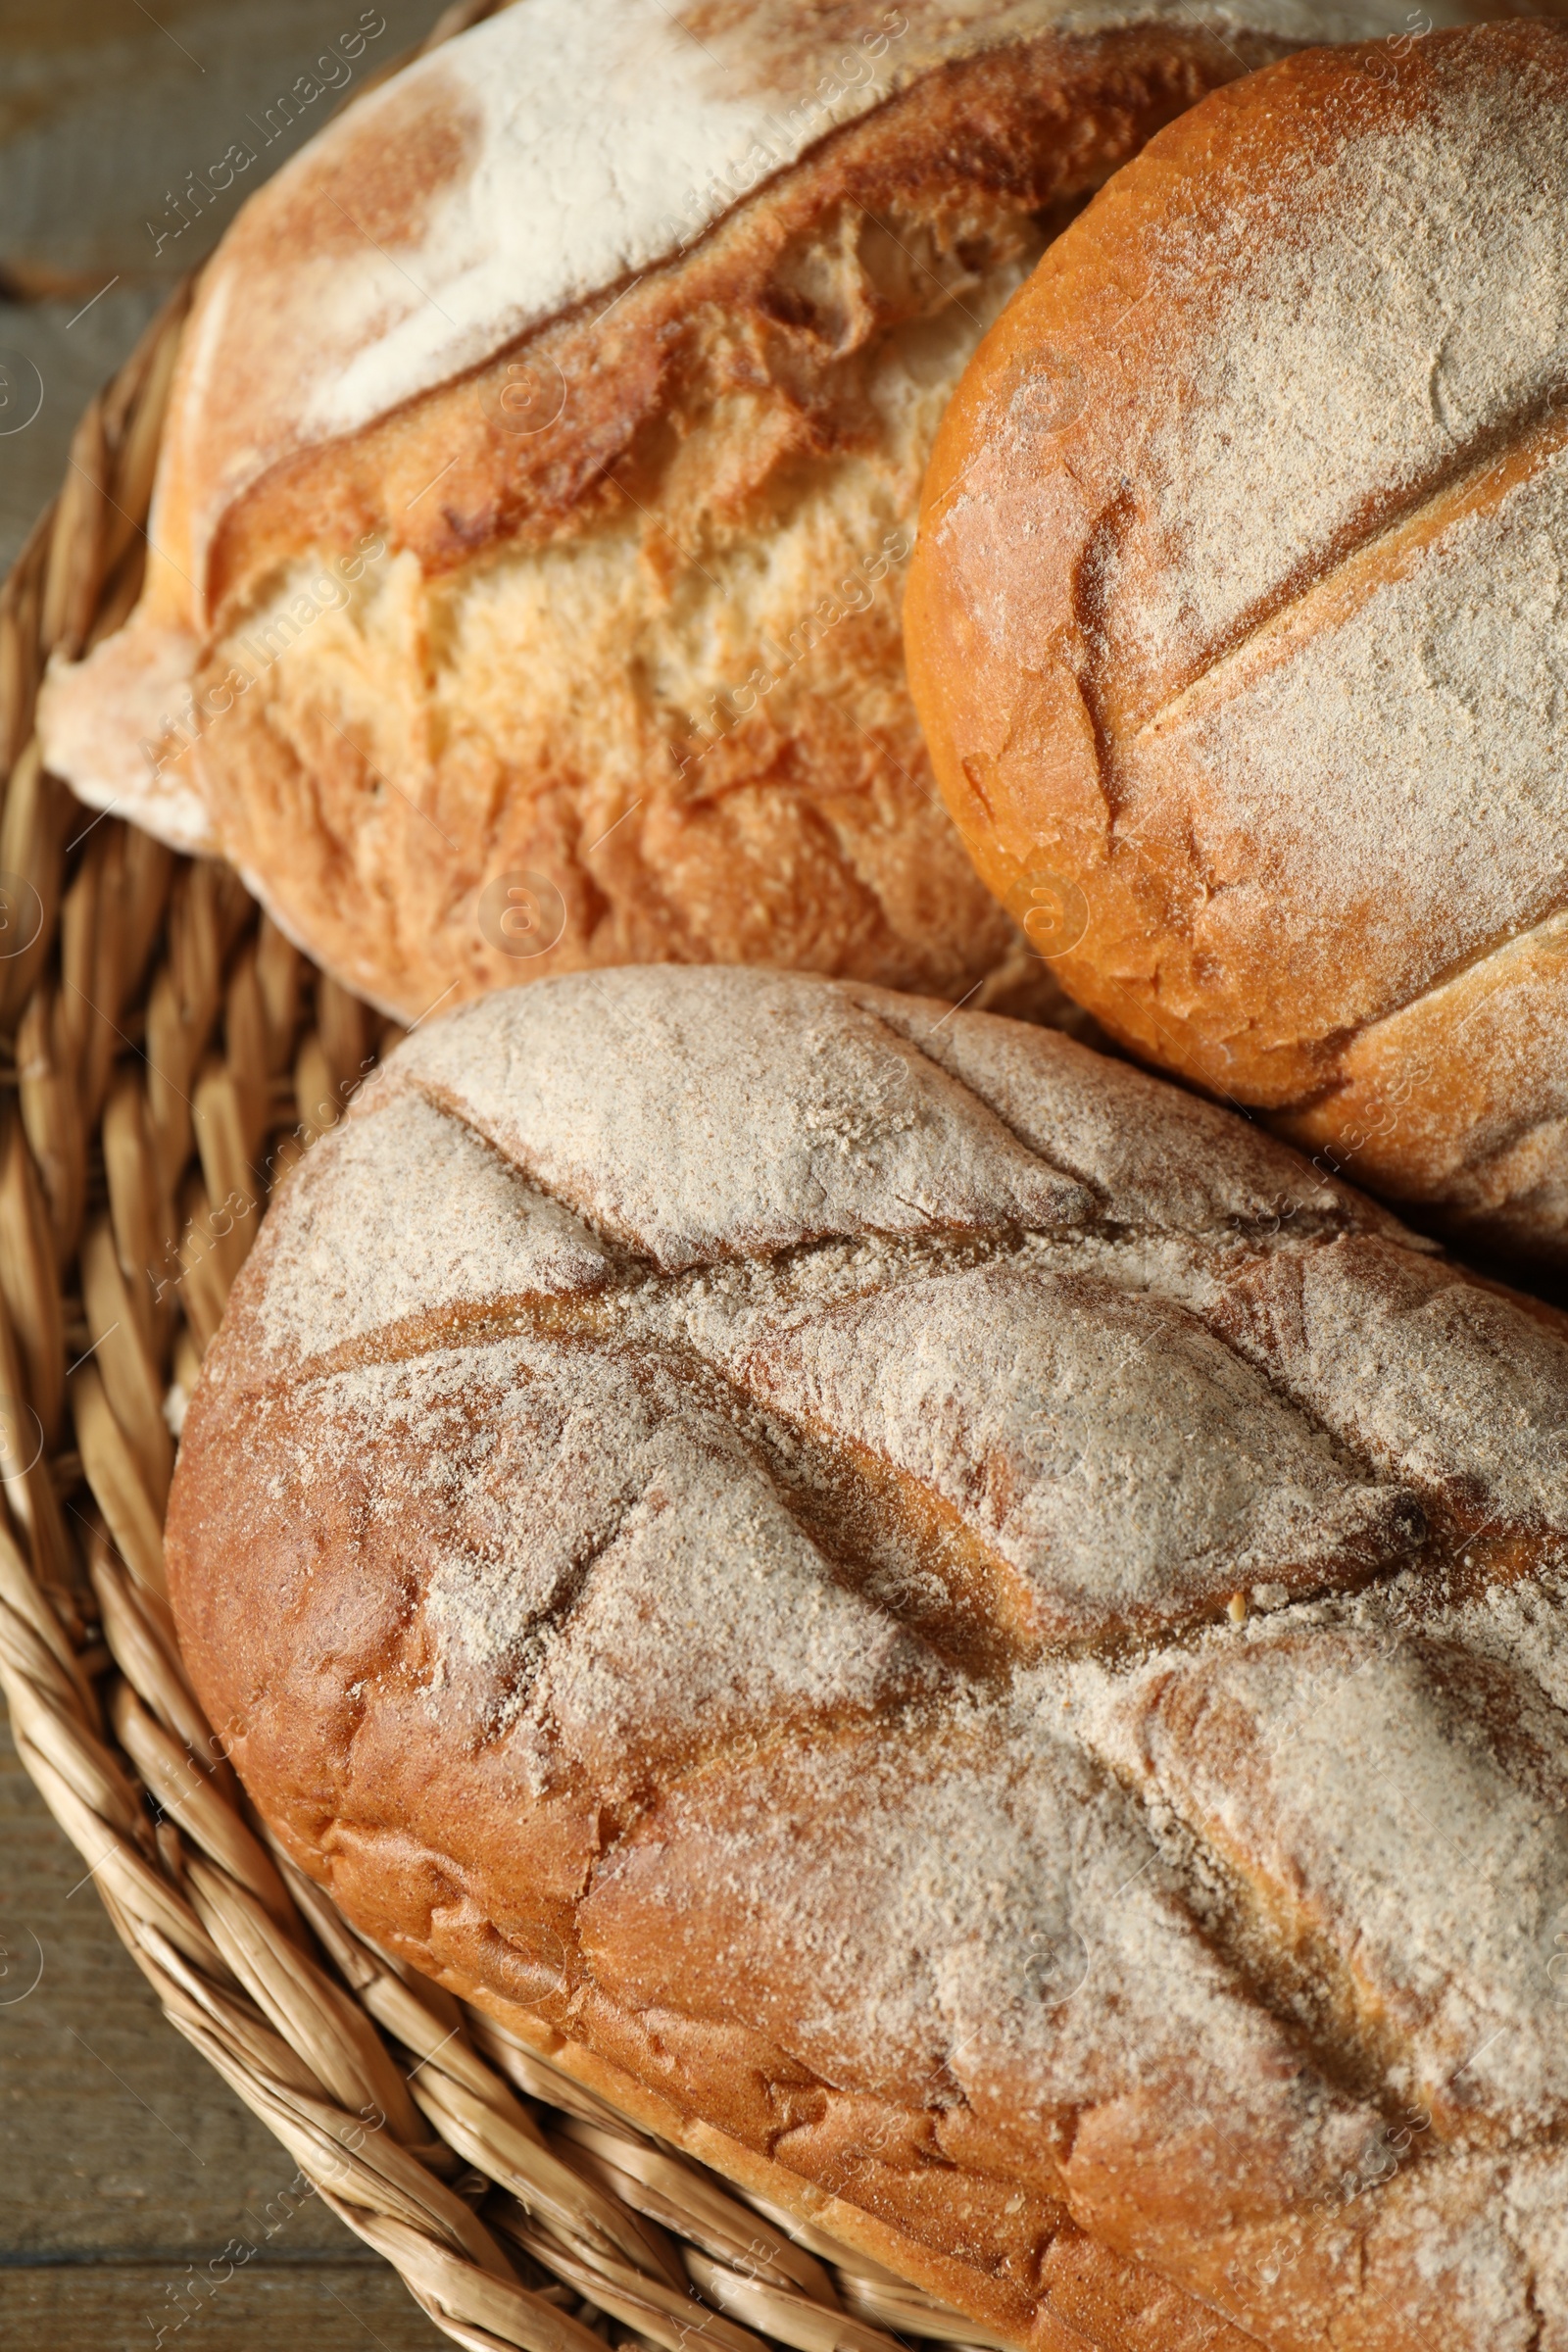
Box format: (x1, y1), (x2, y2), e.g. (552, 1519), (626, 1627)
(906, 21), (1568, 1265)
(192, 27), (1295, 1026)
(167, 970), (1568, 2352)
(446, 1986), (1262, 2352)
(203, 28), (1298, 612)
(40, 11), (1375, 1027)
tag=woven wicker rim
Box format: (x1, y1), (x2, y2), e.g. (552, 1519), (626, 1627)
(0, 8), (1016, 2345)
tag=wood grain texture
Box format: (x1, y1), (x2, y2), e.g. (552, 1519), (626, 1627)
(0, 0), (439, 292)
(0, 2264), (457, 2352)
(0, 0), (437, 579)
(0, 1711), (449, 2348)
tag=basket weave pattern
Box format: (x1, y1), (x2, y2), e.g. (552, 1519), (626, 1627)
(0, 11), (1005, 2344)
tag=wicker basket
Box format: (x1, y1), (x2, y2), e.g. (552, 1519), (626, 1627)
(0, 10), (1010, 2347)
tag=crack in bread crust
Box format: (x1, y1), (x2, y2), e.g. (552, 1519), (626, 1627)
(167, 971), (1568, 2352)
(1127, 394), (1568, 748)
(905, 23), (1568, 1264)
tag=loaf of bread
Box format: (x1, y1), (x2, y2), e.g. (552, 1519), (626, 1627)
(37, 0), (1467, 1025)
(167, 965), (1568, 2352)
(906, 20), (1568, 1268)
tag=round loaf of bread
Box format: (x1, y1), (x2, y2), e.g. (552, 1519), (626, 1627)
(168, 965), (1568, 2352)
(37, 0), (1465, 1025)
(906, 21), (1568, 1266)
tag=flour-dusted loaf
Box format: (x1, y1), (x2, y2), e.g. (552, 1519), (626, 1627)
(906, 20), (1568, 1267)
(168, 966), (1568, 2352)
(38, 0), (1469, 1026)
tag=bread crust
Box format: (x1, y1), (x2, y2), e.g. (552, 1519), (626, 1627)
(168, 968), (1568, 2352)
(905, 21), (1568, 1265)
(38, 1), (1466, 1025)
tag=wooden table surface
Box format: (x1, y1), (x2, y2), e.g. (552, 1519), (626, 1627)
(0, 0), (437, 573)
(0, 5), (456, 2341)
(1, 1713), (453, 2348)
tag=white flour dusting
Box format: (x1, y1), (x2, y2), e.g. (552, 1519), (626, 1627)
(182, 969), (1568, 2342)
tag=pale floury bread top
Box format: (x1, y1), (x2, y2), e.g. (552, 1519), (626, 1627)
(38, 0), (1469, 1023)
(906, 20), (1568, 1264)
(54, 0), (1465, 623)
(168, 967), (1568, 2352)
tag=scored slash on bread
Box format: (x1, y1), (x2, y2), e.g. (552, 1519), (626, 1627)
(166, 969), (1568, 2352)
(906, 20), (1568, 1267)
